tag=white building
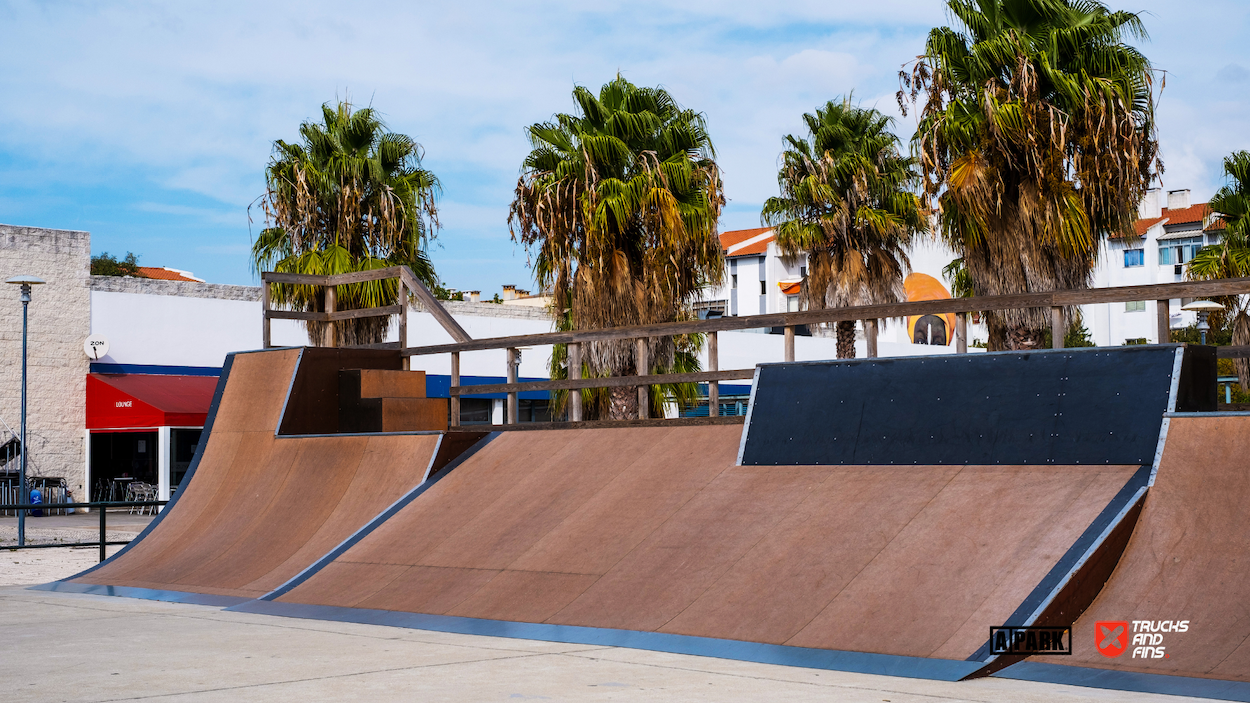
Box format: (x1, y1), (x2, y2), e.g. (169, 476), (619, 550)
(700, 226), (988, 351)
(1086, 188), (1222, 345)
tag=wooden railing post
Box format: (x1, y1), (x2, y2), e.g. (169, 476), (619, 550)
(1051, 306), (1065, 349)
(636, 338), (649, 420)
(784, 325), (795, 362)
(865, 319), (878, 358)
(956, 313), (967, 354)
(324, 284), (337, 348)
(506, 347), (518, 425)
(1157, 299), (1171, 343)
(449, 351), (460, 428)
(707, 332), (719, 418)
(398, 278), (409, 370)
(261, 279), (271, 349)
(568, 343), (582, 422)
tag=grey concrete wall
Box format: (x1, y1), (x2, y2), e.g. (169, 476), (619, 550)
(0, 225), (91, 496)
(90, 276), (260, 301)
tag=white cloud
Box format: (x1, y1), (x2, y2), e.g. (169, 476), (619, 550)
(1, 0), (1248, 288)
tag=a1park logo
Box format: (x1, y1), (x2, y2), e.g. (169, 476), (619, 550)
(1095, 621), (1129, 658)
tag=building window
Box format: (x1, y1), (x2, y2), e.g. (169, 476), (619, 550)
(731, 274), (737, 289)
(800, 266), (807, 278)
(1125, 301), (1146, 312)
(1125, 338), (1148, 345)
(1123, 249), (1144, 267)
(1158, 237), (1203, 265)
(786, 296), (799, 312)
(759, 280), (766, 295)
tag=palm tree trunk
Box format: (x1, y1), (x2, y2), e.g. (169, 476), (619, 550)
(836, 320), (856, 359)
(1007, 326), (1046, 350)
(608, 386), (639, 420)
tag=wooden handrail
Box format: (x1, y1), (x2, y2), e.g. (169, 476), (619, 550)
(451, 369), (756, 396)
(260, 265), (471, 347)
(402, 277), (1250, 356)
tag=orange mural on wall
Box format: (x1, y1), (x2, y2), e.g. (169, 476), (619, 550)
(905, 273), (955, 345)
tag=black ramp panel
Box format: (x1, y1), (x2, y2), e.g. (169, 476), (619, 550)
(741, 345), (1184, 466)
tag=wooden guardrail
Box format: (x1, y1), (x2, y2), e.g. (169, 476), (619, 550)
(261, 271), (1250, 427)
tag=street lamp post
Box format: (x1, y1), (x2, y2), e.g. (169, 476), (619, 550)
(1181, 300), (1225, 346)
(6, 275), (45, 547)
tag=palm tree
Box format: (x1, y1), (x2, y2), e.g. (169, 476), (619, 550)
(902, 0), (1160, 350)
(509, 77), (724, 420)
(1188, 150), (1250, 389)
(762, 98), (925, 358)
(252, 100), (440, 346)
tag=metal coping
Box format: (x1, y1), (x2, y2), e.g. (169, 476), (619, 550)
(734, 366), (762, 467)
(994, 661), (1250, 702)
(226, 600), (985, 682)
(29, 581), (250, 607)
(32, 351), (240, 587)
(254, 432), (500, 602)
(1164, 411), (1250, 417)
(966, 465), (1151, 664)
(274, 347), (306, 438)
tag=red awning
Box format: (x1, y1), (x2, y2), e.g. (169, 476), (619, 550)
(86, 374), (219, 430)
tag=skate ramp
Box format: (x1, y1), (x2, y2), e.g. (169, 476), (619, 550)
(36, 348), (444, 604)
(996, 414), (1250, 701)
(237, 424), (1148, 680)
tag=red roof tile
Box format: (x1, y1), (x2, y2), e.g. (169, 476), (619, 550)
(720, 227), (775, 258)
(136, 267), (203, 282)
(1163, 203), (1211, 226)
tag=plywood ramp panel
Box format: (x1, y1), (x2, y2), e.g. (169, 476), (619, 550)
(278, 423), (1139, 663)
(67, 349), (437, 601)
(1017, 415), (1250, 683)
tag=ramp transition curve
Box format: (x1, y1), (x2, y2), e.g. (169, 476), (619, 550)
(997, 413), (1250, 701)
(37, 348), (443, 604)
(238, 424), (1146, 680)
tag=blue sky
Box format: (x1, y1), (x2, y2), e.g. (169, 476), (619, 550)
(2, 1), (1249, 290)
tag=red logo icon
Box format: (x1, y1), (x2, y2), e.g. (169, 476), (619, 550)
(1095, 621), (1129, 658)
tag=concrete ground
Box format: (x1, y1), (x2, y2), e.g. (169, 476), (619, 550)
(0, 561), (1222, 703)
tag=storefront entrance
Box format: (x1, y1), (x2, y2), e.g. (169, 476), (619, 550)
(86, 373), (217, 503)
(90, 430), (158, 501)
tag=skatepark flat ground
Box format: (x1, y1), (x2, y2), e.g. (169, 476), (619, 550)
(0, 584), (1224, 703)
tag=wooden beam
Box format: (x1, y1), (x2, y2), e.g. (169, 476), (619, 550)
(636, 338), (649, 420)
(784, 326), (795, 362)
(449, 351), (460, 428)
(506, 347), (518, 425)
(707, 332), (719, 418)
(400, 277), (1250, 357)
(447, 414), (746, 432)
(261, 282), (271, 349)
(265, 305), (402, 322)
(568, 342), (582, 422)
(1217, 345), (1250, 359)
(1157, 299), (1172, 344)
(955, 313), (967, 354)
(398, 279), (409, 371)
(865, 319), (878, 358)
(325, 285), (336, 347)
(1051, 306), (1065, 349)
(399, 266), (472, 343)
(261, 267), (405, 286)
(450, 368), (757, 396)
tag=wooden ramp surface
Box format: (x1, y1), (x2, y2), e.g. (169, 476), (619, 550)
(275, 425), (1141, 662)
(66, 349), (440, 600)
(1000, 414), (1250, 696)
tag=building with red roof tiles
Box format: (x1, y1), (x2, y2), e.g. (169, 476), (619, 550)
(1091, 188), (1227, 346)
(135, 266), (205, 282)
